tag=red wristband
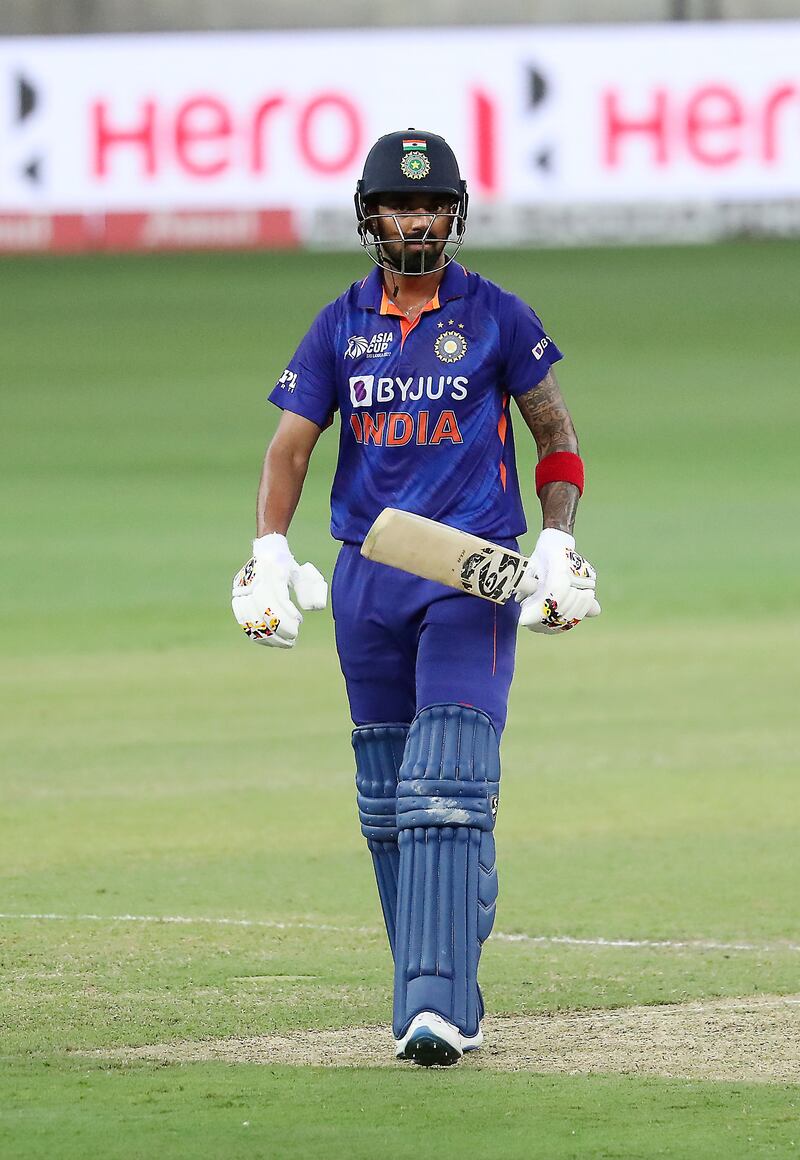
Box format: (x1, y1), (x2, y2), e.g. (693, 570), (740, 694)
(535, 451), (585, 496)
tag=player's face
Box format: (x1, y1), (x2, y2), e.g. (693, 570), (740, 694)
(367, 193), (457, 274)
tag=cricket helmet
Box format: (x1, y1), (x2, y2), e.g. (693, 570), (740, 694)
(354, 128), (469, 275)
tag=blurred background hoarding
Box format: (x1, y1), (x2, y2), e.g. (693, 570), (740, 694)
(3, 0), (800, 33)
(2, 12), (800, 251)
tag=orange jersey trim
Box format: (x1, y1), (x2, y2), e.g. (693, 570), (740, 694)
(497, 393), (509, 491)
(379, 287), (441, 350)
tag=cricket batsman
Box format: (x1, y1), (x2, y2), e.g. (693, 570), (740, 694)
(232, 129), (599, 1066)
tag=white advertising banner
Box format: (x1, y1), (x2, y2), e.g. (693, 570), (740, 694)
(1, 23), (799, 245)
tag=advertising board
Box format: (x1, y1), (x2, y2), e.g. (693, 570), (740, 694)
(2, 24), (799, 249)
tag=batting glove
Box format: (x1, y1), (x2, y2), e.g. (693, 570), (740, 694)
(231, 533), (327, 649)
(516, 528), (600, 634)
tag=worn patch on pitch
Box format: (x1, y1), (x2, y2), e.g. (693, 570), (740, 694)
(112, 994), (800, 1082)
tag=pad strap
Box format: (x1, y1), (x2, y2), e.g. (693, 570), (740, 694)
(535, 450), (585, 496)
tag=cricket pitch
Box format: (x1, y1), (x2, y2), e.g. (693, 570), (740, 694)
(110, 994), (800, 1082)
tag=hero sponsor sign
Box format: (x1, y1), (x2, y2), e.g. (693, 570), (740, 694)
(1, 24), (799, 228)
(0, 30), (491, 211)
(89, 91), (361, 181)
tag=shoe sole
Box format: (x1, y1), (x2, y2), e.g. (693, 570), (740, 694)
(402, 1028), (462, 1067)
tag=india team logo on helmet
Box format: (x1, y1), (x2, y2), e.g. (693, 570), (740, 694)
(400, 137), (431, 180)
(400, 151), (431, 180)
(434, 331), (468, 363)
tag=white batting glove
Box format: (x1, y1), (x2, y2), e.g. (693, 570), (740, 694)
(231, 533), (327, 649)
(516, 528), (600, 634)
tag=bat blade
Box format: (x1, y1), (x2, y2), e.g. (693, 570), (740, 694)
(361, 508), (531, 605)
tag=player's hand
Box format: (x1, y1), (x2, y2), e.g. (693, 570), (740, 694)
(516, 528), (600, 634)
(231, 533), (327, 649)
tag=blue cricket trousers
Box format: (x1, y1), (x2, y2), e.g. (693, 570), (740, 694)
(331, 544), (520, 737)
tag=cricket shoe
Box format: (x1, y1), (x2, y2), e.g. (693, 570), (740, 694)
(394, 1012), (483, 1067)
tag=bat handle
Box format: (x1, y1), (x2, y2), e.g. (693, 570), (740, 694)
(513, 558), (539, 599)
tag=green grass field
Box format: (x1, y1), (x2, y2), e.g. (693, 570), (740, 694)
(1, 242), (798, 1157)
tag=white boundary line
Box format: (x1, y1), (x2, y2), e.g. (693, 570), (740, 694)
(1, 912), (798, 954)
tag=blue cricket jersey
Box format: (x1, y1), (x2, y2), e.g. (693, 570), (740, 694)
(268, 262), (562, 544)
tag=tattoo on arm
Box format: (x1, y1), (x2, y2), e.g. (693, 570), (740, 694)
(514, 369), (581, 535)
(536, 480), (580, 535)
(515, 370), (578, 457)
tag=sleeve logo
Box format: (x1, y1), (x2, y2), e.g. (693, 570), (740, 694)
(531, 336), (551, 360)
(276, 368), (298, 392)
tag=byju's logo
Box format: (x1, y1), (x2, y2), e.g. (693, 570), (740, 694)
(345, 332), (393, 359)
(349, 375), (374, 407)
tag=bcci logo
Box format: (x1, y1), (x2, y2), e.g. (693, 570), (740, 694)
(401, 151), (430, 180)
(345, 332), (393, 360)
(349, 375), (374, 407)
(435, 331), (467, 364)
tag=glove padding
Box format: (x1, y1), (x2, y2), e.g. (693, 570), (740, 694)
(516, 527), (600, 634)
(231, 533), (327, 649)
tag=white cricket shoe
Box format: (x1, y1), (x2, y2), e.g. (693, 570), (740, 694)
(461, 1023), (484, 1052)
(394, 1012), (483, 1067)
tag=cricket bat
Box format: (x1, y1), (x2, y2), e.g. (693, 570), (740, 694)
(360, 508), (537, 605)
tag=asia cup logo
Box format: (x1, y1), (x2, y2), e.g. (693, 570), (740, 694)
(349, 375), (374, 407)
(435, 331), (468, 363)
(346, 336), (369, 358)
(345, 332), (393, 360)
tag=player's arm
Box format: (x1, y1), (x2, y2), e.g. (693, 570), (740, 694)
(257, 410), (324, 535)
(513, 368), (600, 633)
(514, 368), (580, 535)
(232, 410), (328, 649)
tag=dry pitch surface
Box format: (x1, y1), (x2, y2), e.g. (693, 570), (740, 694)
(113, 994), (800, 1082)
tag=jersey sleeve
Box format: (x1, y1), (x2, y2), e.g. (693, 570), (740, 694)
(268, 302), (338, 427)
(498, 291), (563, 397)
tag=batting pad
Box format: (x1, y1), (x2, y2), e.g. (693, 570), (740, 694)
(393, 704), (500, 1040)
(352, 723), (409, 958)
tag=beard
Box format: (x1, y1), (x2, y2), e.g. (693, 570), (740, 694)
(379, 235), (448, 274)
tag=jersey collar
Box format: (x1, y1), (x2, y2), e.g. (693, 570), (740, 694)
(356, 261), (469, 313)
